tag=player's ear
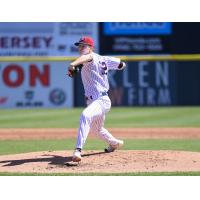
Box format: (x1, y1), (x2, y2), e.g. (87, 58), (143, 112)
(90, 46), (94, 52)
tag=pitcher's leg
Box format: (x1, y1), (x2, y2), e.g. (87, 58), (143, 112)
(97, 125), (124, 153)
(98, 127), (121, 145)
(91, 115), (121, 145)
(75, 109), (91, 149)
(75, 100), (104, 149)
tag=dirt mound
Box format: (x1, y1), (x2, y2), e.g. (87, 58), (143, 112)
(0, 150), (200, 174)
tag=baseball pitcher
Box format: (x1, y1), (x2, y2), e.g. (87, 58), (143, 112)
(67, 36), (126, 162)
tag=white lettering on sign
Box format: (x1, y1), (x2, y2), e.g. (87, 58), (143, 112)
(158, 89), (171, 104)
(123, 64), (132, 88)
(125, 61), (171, 105)
(109, 22), (167, 29)
(147, 87), (156, 105)
(156, 62), (169, 86)
(138, 88), (171, 105)
(138, 61), (149, 87)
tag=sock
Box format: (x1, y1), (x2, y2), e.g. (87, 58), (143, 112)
(76, 148), (82, 152)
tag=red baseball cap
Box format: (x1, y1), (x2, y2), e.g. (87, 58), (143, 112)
(74, 36), (94, 47)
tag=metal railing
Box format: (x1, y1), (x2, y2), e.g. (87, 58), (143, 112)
(0, 54), (200, 62)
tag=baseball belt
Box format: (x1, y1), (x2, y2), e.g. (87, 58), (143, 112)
(85, 92), (108, 101)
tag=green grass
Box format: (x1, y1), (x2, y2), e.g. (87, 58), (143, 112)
(1, 171), (200, 176)
(1, 139), (200, 155)
(0, 107), (200, 128)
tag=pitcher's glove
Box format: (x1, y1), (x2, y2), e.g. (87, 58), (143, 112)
(67, 64), (82, 78)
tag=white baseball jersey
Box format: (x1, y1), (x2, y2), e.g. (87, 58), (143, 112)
(81, 52), (120, 98)
(75, 52), (123, 150)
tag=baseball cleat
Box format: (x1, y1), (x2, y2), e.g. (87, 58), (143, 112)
(72, 149), (82, 162)
(104, 139), (124, 153)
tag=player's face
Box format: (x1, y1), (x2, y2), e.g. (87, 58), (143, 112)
(78, 44), (92, 55)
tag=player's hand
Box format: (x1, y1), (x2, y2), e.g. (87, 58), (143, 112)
(67, 64), (77, 78)
(67, 69), (73, 77)
(68, 64), (75, 71)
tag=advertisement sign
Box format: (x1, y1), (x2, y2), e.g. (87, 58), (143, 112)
(111, 37), (164, 52)
(100, 23), (200, 55)
(0, 61), (73, 108)
(54, 22), (99, 56)
(0, 22), (98, 56)
(99, 22), (172, 55)
(108, 61), (176, 106)
(103, 22), (172, 35)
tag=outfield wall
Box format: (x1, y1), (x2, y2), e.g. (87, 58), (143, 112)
(0, 56), (200, 108)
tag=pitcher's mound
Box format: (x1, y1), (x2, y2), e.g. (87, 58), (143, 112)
(0, 150), (200, 174)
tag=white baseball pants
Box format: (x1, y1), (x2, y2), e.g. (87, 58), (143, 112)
(75, 95), (119, 149)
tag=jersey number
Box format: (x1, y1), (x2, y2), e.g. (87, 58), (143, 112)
(100, 62), (108, 75)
